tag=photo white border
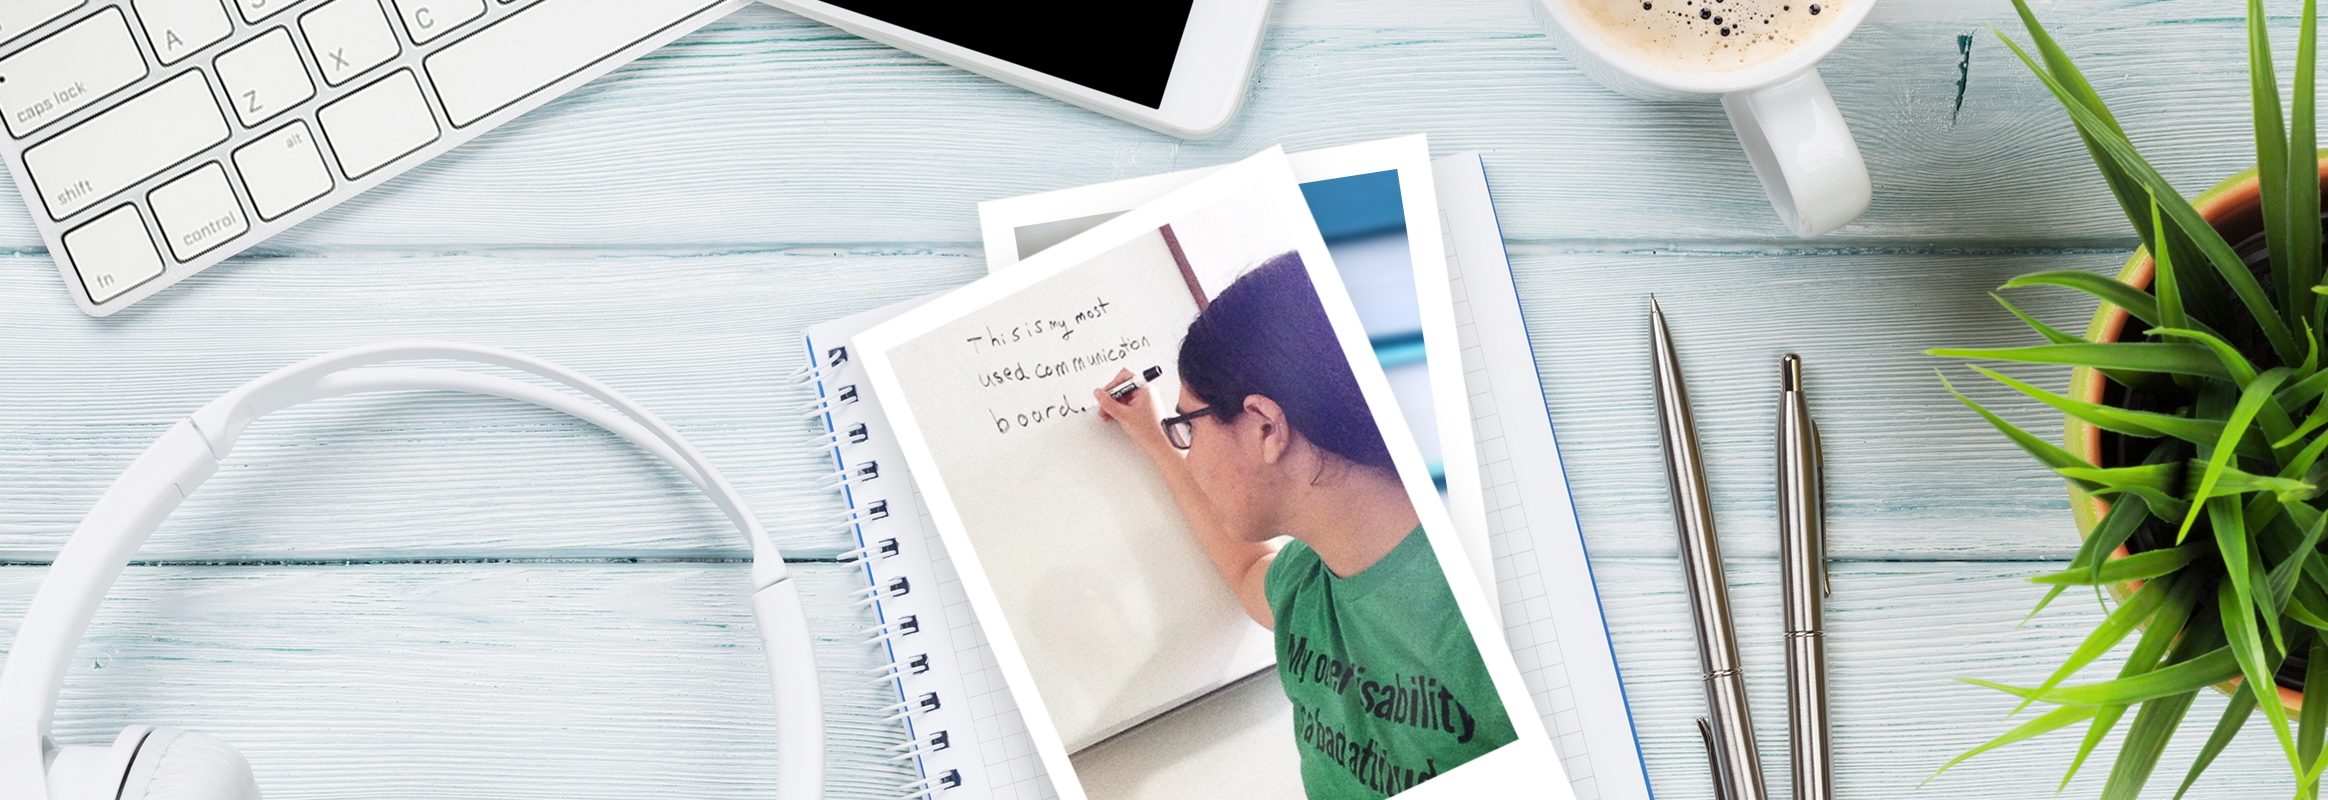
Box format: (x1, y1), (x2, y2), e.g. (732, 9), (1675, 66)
(860, 148), (1567, 800)
(976, 136), (1496, 608)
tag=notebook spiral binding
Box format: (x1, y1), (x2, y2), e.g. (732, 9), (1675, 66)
(798, 346), (961, 799)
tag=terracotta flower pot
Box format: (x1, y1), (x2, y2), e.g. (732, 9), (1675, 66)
(2066, 157), (2328, 715)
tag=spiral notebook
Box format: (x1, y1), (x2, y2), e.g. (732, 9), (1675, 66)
(798, 151), (1646, 800)
(978, 148), (1650, 800)
(802, 298), (1059, 800)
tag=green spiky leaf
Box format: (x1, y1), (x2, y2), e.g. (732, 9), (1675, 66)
(1931, 343), (2234, 382)
(1926, 705), (2097, 787)
(2002, 0), (2153, 247)
(2302, 632), (2328, 795)
(2249, 0), (2295, 318)
(1960, 644), (2240, 707)
(2002, 271), (2162, 327)
(2029, 547), (2202, 586)
(2148, 327), (2262, 387)
(1939, 372), (2100, 473)
(2011, 577), (2175, 716)
(2174, 682), (2258, 799)
(2181, 371), (2292, 541)
(2151, 198), (2190, 337)
(2064, 576), (2206, 791)
(1998, 33), (2303, 365)
(1972, 365), (2247, 455)
(2219, 580), (2300, 771)
(1967, 2), (2327, 791)
(2295, 0), (2323, 323)
(2103, 618), (2225, 800)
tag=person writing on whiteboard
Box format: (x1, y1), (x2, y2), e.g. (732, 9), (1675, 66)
(1093, 253), (1517, 798)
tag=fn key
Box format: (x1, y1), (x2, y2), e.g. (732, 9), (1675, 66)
(63, 206), (165, 304)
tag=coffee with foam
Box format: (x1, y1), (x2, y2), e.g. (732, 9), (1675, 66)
(1565, 0), (1848, 73)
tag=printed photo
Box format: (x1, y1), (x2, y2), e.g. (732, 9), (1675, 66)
(1088, 250), (1517, 796)
(858, 149), (1560, 800)
(977, 136), (1496, 600)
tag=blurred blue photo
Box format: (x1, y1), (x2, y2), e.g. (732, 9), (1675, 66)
(1299, 170), (1444, 489)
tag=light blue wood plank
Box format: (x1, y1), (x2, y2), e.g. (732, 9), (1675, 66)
(0, 251), (977, 561)
(0, 246), (2109, 562)
(1597, 558), (2289, 800)
(1512, 243), (2118, 563)
(0, 0), (2313, 796)
(0, 0), (2308, 256)
(0, 563), (916, 799)
(0, 559), (2288, 799)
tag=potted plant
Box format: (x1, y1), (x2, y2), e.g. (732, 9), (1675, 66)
(1927, 1), (2328, 797)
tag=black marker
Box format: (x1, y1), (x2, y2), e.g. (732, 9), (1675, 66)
(1107, 366), (1165, 401)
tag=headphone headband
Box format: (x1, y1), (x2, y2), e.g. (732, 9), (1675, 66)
(0, 343), (821, 799)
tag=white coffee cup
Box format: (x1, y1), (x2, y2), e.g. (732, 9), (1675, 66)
(1531, 0), (1875, 237)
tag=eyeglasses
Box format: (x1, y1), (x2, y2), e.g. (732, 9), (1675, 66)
(1159, 406), (1226, 450)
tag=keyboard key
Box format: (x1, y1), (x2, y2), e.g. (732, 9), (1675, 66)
(0, 8), (148, 138)
(232, 0), (305, 23)
(149, 162), (249, 261)
(134, 0), (233, 64)
(392, 0), (483, 44)
(426, 0), (723, 127)
(62, 205), (165, 304)
(301, 0), (400, 86)
(0, 1), (83, 48)
(234, 121), (332, 219)
(7, 0), (737, 316)
(24, 71), (228, 221)
(215, 28), (315, 126)
(320, 70), (438, 178)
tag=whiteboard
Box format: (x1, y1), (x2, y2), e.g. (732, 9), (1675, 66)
(873, 227), (1278, 752)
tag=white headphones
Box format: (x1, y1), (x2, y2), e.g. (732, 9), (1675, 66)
(0, 342), (824, 800)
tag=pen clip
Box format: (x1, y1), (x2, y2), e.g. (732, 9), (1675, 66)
(1698, 717), (1734, 800)
(1811, 417), (1830, 598)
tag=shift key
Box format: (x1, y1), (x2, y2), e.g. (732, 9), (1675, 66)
(24, 71), (228, 221)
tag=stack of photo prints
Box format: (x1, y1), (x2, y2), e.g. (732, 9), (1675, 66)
(800, 139), (1649, 800)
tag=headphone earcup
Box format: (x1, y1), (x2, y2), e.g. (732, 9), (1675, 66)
(41, 726), (147, 799)
(117, 727), (260, 800)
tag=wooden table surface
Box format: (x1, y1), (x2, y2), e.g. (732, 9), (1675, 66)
(0, 0), (2309, 796)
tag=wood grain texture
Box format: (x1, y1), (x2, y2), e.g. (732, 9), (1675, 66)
(0, 251), (980, 561)
(1515, 244), (2118, 562)
(4, 564), (917, 799)
(0, 246), (2109, 562)
(0, 0), (2311, 257)
(1598, 558), (2296, 800)
(0, 560), (2286, 799)
(0, 0), (2314, 796)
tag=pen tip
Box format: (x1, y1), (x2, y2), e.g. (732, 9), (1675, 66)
(1782, 353), (1802, 390)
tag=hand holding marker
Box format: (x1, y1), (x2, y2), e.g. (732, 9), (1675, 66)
(1095, 366), (1171, 455)
(1107, 366), (1166, 401)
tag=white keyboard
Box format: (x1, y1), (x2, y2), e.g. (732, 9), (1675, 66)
(0, 0), (749, 316)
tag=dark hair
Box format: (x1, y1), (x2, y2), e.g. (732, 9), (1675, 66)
(1177, 251), (1396, 472)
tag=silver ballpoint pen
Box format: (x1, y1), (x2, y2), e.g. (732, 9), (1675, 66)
(1779, 353), (1833, 800)
(1649, 298), (1767, 800)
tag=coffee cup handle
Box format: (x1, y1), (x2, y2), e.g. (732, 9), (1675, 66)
(1721, 69), (1871, 237)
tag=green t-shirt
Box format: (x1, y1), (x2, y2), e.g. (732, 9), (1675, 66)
(1264, 526), (1518, 799)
